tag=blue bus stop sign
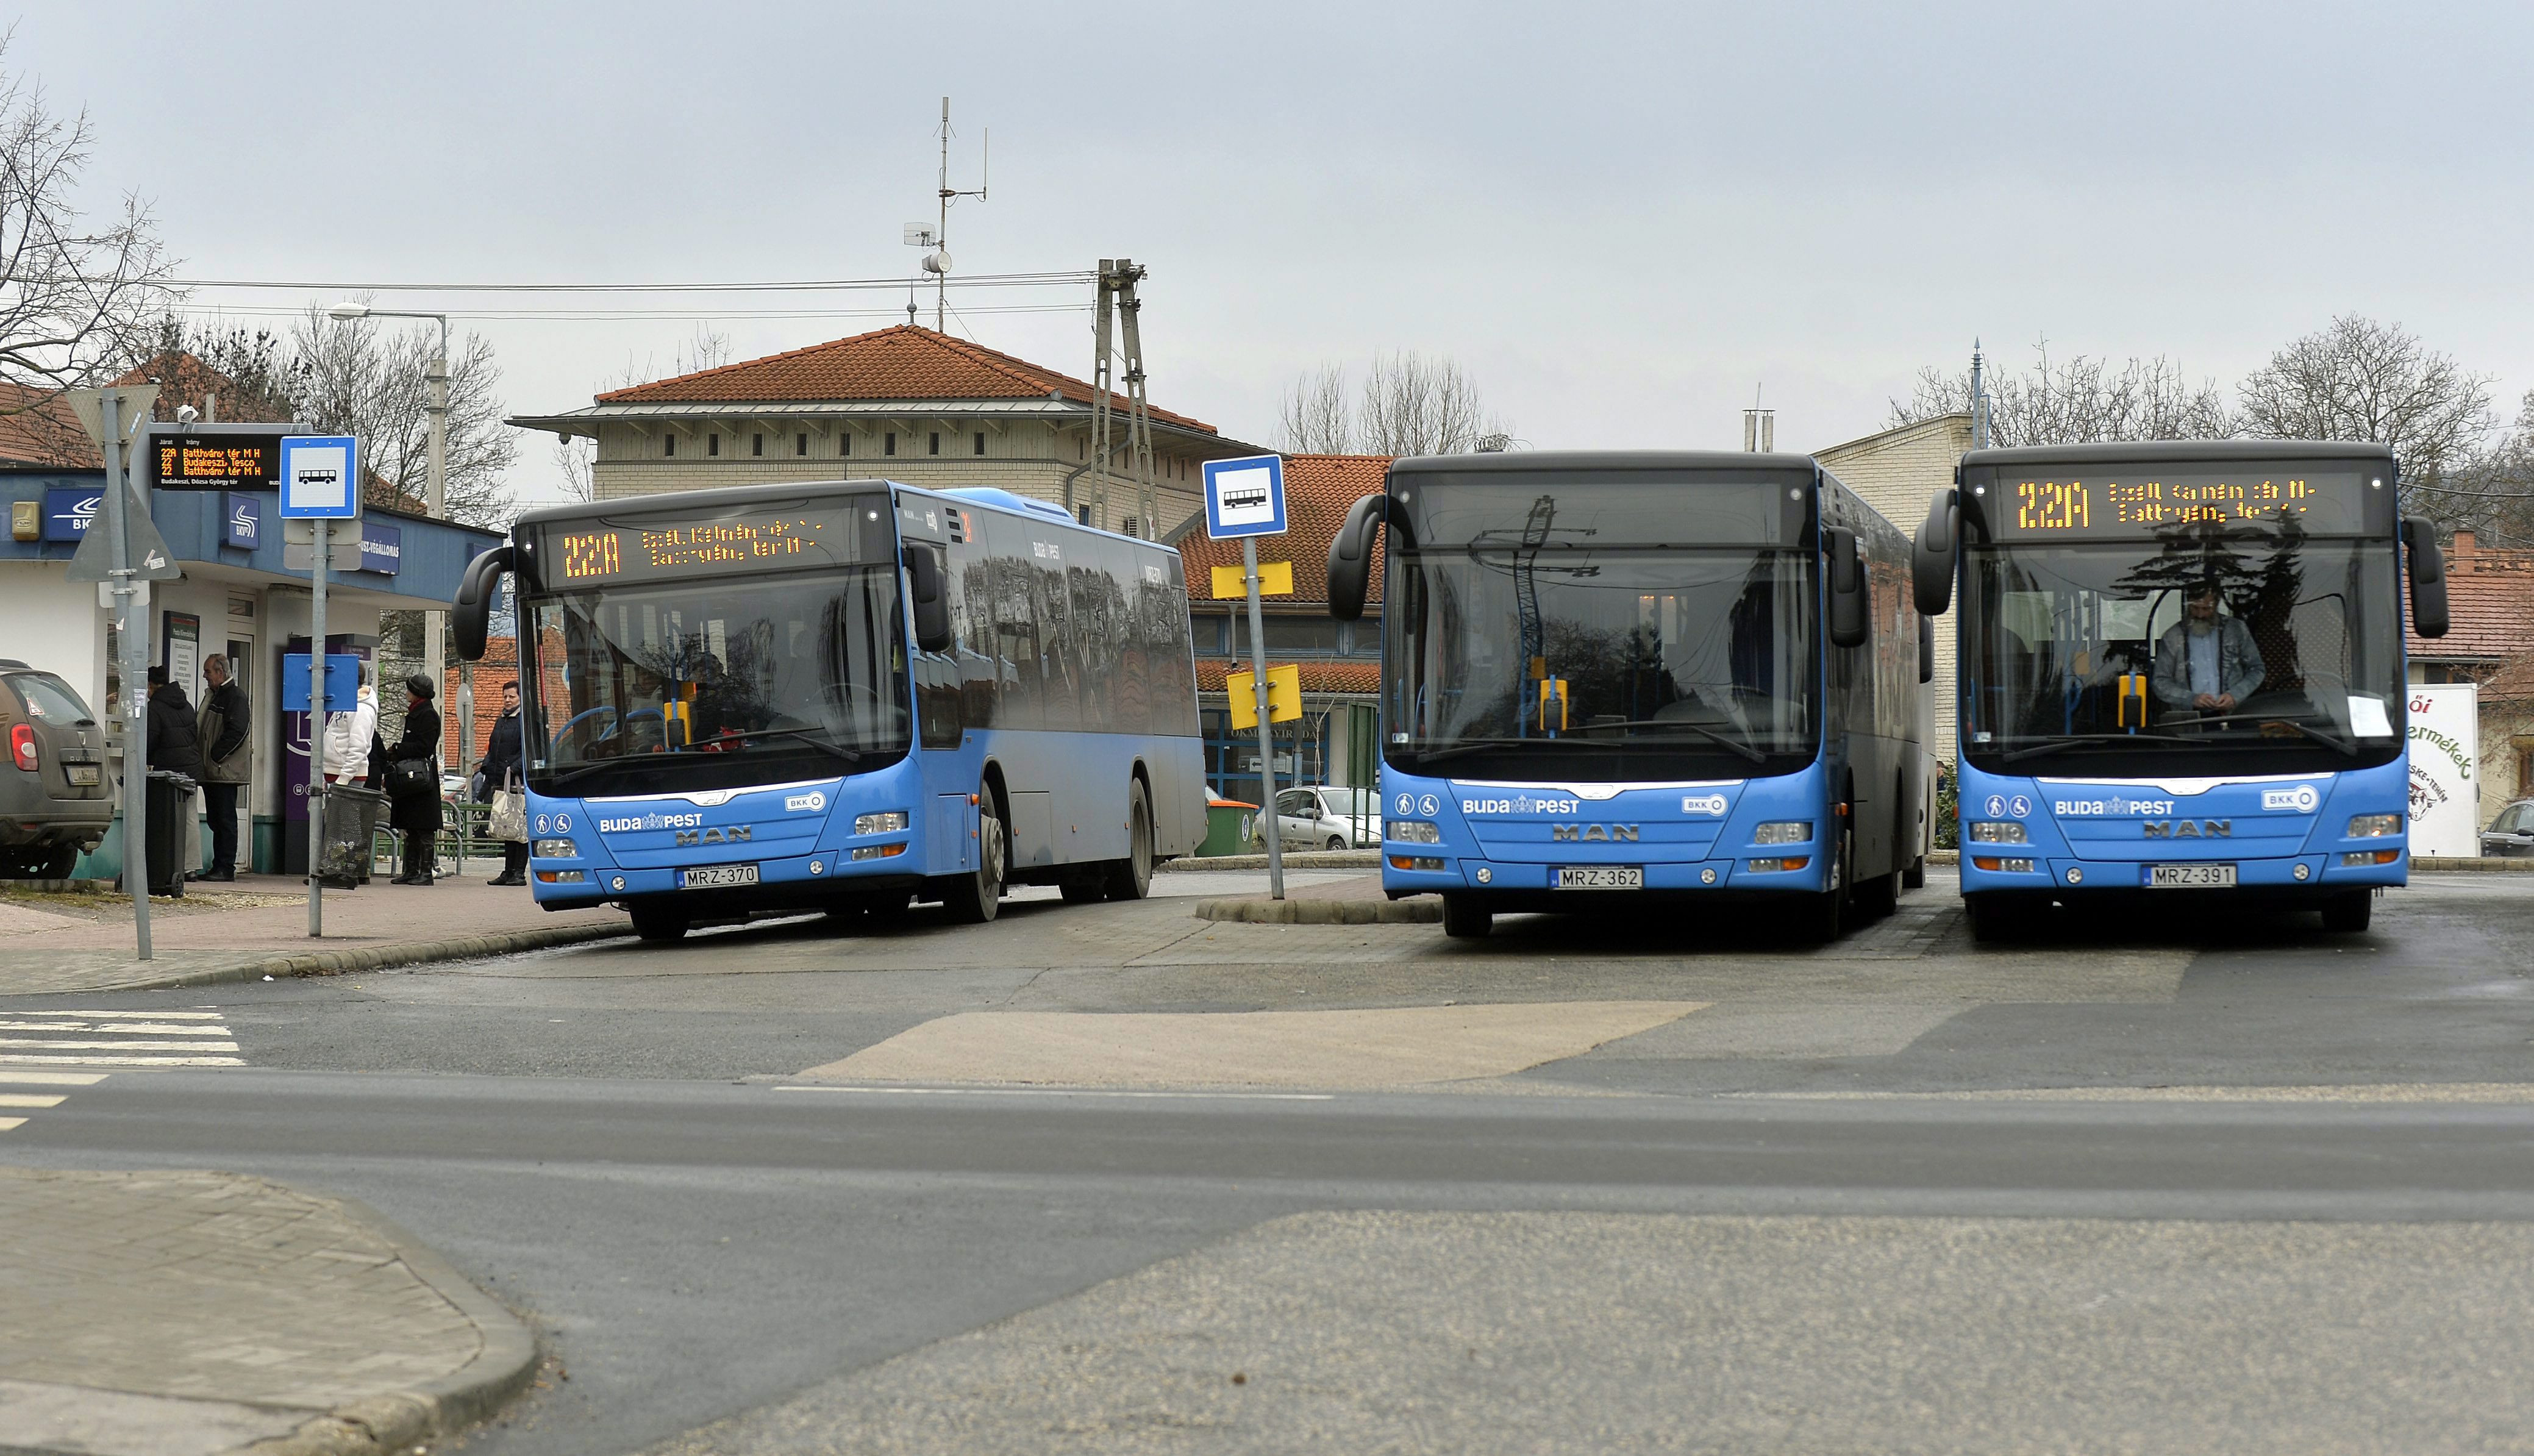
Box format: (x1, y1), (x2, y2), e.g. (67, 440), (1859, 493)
(279, 435), (360, 519)
(1202, 455), (1287, 540)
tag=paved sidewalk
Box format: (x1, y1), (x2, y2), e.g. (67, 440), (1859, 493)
(0, 1165), (534, 1456)
(0, 874), (629, 998)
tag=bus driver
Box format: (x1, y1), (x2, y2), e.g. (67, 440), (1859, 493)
(2152, 582), (2265, 716)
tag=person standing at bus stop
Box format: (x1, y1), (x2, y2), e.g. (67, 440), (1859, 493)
(476, 680), (530, 886)
(191, 655), (249, 882)
(380, 675), (443, 886)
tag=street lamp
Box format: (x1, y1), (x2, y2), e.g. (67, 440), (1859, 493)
(326, 302), (459, 783)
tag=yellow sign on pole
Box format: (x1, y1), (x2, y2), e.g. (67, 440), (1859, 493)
(1212, 561), (1293, 599)
(1226, 663), (1302, 729)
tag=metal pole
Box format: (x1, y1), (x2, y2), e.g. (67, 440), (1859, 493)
(423, 318), (448, 777)
(101, 391), (151, 958)
(309, 519), (328, 937)
(1243, 537), (1284, 901)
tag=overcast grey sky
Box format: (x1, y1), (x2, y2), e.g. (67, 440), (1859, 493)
(21, 1), (2534, 509)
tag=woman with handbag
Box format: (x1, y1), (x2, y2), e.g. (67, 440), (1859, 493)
(477, 680), (531, 886)
(381, 674), (444, 887)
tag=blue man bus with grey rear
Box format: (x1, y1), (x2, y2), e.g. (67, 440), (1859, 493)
(1910, 440), (2449, 940)
(1326, 451), (1930, 941)
(450, 479), (1206, 941)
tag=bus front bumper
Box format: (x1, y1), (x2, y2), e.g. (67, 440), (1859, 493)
(530, 844), (920, 910)
(1381, 855), (1830, 897)
(1959, 851), (2407, 894)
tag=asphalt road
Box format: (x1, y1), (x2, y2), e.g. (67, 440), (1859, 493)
(8, 869), (2534, 1453)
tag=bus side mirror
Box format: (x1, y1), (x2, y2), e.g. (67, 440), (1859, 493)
(1327, 494), (1388, 623)
(2404, 515), (2450, 638)
(1827, 526), (1866, 649)
(1912, 490), (1956, 617)
(904, 546), (953, 653)
(1919, 613), (1935, 683)
(452, 545), (514, 662)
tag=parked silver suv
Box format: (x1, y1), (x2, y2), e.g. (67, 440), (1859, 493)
(0, 660), (111, 879)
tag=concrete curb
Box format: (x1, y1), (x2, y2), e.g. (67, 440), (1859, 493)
(1165, 851), (1381, 872)
(1194, 896), (1441, 924)
(240, 1194), (539, 1456)
(20, 921), (634, 998)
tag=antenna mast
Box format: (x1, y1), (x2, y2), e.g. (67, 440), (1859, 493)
(918, 98), (988, 332)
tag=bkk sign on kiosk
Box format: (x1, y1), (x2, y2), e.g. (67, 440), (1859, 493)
(2406, 683), (2478, 857)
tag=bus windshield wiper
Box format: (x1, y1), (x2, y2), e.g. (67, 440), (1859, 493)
(542, 759), (629, 793)
(2171, 713), (2360, 756)
(715, 727), (863, 763)
(1566, 718), (1766, 765)
(1403, 726), (1765, 767)
(1999, 733), (2200, 764)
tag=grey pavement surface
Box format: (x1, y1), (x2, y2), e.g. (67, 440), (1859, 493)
(2, 869), (2529, 1454)
(0, 1164), (528, 1456)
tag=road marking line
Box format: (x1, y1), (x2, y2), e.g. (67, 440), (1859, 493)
(0, 1039), (240, 1051)
(0, 1057), (243, 1069)
(0, 1095), (66, 1108)
(0, 1022), (232, 1035)
(775, 1085), (1338, 1102)
(43, 1010), (226, 1019)
(1726, 1084), (2534, 1103)
(0, 1071), (108, 1085)
(0, 1118), (22, 1131)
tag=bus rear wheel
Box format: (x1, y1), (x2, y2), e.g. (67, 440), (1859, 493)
(1103, 779), (1154, 901)
(943, 788), (1006, 924)
(1441, 893), (1492, 940)
(2321, 889), (2372, 932)
(629, 902), (690, 942)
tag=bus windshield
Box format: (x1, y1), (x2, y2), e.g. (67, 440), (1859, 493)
(526, 567), (909, 796)
(1387, 545), (1818, 776)
(1961, 526), (2404, 774)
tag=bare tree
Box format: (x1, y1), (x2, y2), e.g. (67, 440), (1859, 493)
(1277, 363), (1354, 454)
(1890, 338), (2232, 444)
(288, 302), (516, 527)
(0, 36), (177, 411)
(552, 327), (735, 501)
(2236, 315), (2494, 525)
(134, 318), (301, 421)
(1359, 351), (1507, 456)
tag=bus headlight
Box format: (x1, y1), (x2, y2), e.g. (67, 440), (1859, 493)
(854, 811), (910, 835)
(1386, 821), (1441, 843)
(1754, 821), (1811, 844)
(2347, 814), (2401, 838)
(532, 838), (578, 858)
(1968, 821), (2028, 843)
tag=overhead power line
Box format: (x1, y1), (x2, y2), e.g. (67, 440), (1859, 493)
(165, 270), (1096, 295)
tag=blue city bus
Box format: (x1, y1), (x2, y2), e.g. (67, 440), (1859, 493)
(1910, 441), (2451, 940)
(1327, 451), (1929, 941)
(452, 480), (1207, 940)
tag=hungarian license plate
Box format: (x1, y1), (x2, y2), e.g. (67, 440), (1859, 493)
(677, 862), (759, 891)
(1556, 865), (1643, 890)
(65, 765), (100, 786)
(2146, 863), (2236, 889)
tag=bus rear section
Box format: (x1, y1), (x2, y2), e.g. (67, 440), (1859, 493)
(1912, 441), (2448, 939)
(453, 479), (1205, 940)
(1328, 450), (1928, 941)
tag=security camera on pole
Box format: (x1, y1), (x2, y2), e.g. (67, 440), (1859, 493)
(1202, 454), (1297, 901)
(281, 434), (360, 935)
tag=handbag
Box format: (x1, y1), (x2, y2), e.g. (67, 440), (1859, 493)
(387, 757), (437, 797)
(489, 781), (528, 843)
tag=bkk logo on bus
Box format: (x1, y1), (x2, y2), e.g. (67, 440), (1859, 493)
(597, 810), (707, 833)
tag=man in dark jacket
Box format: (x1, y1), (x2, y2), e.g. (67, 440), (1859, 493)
(382, 674), (443, 886)
(475, 680), (530, 885)
(192, 655), (250, 881)
(145, 666), (202, 775)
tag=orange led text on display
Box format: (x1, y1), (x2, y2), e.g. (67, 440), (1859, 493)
(2011, 477), (2317, 534)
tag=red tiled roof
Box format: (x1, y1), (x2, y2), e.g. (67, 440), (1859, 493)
(2408, 533), (2534, 662)
(0, 382), (99, 468)
(2484, 649), (2534, 704)
(595, 324), (1216, 434)
(1177, 454), (1393, 607)
(1196, 659), (1381, 695)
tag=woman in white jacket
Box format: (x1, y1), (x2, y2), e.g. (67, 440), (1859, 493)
(322, 679), (378, 785)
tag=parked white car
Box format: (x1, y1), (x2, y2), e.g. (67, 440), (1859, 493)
(1254, 786), (1380, 851)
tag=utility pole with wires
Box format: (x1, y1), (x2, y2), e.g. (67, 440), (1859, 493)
(1087, 259), (1160, 536)
(1971, 339), (1991, 450)
(905, 98), (987, 332)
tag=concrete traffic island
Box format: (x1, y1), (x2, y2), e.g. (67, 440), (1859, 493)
(1185, 869), (1440, 925)
(0, 1166), (535, 1455)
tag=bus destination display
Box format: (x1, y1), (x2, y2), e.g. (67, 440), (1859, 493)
(544, 502), (869, 586)
(1990, 468), (2374, 538)
(151, 431), (285, 490)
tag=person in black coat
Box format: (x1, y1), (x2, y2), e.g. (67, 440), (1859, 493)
(144, 666), (203, 775)
(475, 680), (530, 886)
(381, 674), (443, 886)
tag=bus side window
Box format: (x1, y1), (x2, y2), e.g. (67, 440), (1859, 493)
(983, 512), (1043, 731)
(912, 541), (963, 749)
(950, 532), (998, 731)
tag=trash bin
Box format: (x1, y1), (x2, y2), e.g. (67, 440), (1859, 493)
(316, 785), (389, 887)
(1200, 796), (1259, 857)
(143, 771), (197, 898)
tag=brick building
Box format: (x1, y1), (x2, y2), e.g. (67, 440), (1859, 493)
(2406, 530), (2534, 810)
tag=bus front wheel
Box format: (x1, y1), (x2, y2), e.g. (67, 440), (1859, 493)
(1441, 893), (1492, 940)
(1964, 892), (2027, 944)
(943, 789), (1006, 924)
(629, 902), (690, 942)
(2321, 889), (2372, 933)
